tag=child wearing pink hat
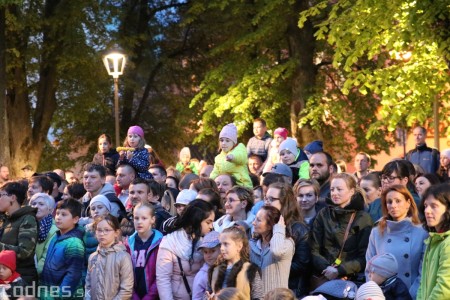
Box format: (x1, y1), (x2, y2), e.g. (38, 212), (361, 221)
(263, 127), (289, 174)
(210, 124), (252, 188)
(0, 250), (26, 297)
(118, 125), (152, 179)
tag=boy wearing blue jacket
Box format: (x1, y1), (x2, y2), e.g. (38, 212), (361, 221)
(40, 198), (85, 299)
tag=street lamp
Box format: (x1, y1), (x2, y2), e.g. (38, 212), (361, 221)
(103, 50), (126, 147)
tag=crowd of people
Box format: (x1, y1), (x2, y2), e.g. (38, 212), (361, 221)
(0, 121), (449, 300)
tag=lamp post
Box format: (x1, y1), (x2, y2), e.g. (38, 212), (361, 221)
(103, 50), (126, 147)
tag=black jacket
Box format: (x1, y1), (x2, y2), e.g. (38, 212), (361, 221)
(381, 276), (412, 300)
(288, 221), (311, 297)
(92, 149), (120, 175)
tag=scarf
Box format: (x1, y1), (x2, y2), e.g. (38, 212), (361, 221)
(0, 271), (21, 284)
(38, 214), (53, 243)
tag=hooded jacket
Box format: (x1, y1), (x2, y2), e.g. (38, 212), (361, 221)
(210, 143), (253, 188)
(0, 206), (38, 284)
(156, 229), (204, 300)
(417, 230), (450, 300)
(310, 192), (373, 277)
(40, 225), (85, 298)
(85, 243), (134, 300)
(125, 230), (163, 300)
(93, 149), (120, 176)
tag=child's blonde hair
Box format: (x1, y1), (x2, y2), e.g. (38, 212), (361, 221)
(214, 288), (246, 300)
(134, 202), (155, 217)
(218, 226), (249, 263)
(123, 135), (146, 148)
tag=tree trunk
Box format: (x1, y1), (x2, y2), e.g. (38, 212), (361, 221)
(5, 1), (63, 176)
(287, 0), (318, 145)
(0, 7), (10, 168)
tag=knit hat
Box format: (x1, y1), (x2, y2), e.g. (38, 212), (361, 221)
(273, 127), (288, 139)
(219, 123), (238, 144)
(90, 194), (112, 212)
(198, 231), (220, 249)
(175, 189), (198, 206)
(367, 253), (398, 279)
(279, 138), (299, 157)
(442, 148), (450, 159)
(304, 140), (324, 154)
(127, 125), (145, 138)
(0, 250), (16, 272)
(355, 281), (385, 300)
(312, 279), (357, 299)
(180, 147), (191, 159)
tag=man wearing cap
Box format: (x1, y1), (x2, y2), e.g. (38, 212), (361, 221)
(263, 163), (293, 185)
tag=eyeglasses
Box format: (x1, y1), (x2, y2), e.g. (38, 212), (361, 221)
(381, 175), (400, 183)
(297, 193), (315, 199)
(225, 198), (243, 204)
(264, 196), (280, 203)
(95, 228), (115, 235)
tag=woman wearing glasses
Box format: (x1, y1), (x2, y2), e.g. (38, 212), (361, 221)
(310, 173), (372, 284)
(365, 185), (427, 299)
(213, 186), (255, 234)
(0, 182), (38, 285)
(264, 182), (311, 297)
(381, 160), (420, 207)
(293, 179), (326, 230)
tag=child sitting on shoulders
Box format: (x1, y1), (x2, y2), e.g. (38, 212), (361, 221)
(193, 231), (221, 300)
(0, 250), (26, 299)
(176, 147), (198, 175)
(118, 125), (152, 180)
(210, 123), (252, 188)
(367, 253), (412, 300)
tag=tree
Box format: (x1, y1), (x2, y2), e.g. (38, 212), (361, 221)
(183, 0), (393, 160)
(3, 0), (114, 175)
(299, 0), (450, 140)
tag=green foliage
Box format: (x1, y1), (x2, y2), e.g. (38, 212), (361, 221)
(299, 0), (450, 141)
(186, 0), (302, 147)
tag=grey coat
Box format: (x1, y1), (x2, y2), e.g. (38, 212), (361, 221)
(366, 218), (428, 299)
(85, 243), (134, 300)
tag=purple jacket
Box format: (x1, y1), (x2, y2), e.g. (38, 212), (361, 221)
(125, 230), (163, 300)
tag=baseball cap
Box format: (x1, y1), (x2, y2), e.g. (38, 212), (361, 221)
(263, 163), (293, 178)
(198, 231), (220, 249)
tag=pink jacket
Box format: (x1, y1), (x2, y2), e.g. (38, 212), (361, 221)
(156, 230), (204, 300)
